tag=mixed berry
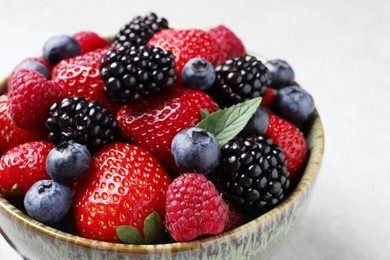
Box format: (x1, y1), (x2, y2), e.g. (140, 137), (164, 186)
(0, 12), (315, 244)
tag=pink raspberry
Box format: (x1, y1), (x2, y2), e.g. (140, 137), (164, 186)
(208, 25), (246, 61)
(165, 173), (229, 241)
(72, 31), (109, 54)
(8, 70), (66, 129)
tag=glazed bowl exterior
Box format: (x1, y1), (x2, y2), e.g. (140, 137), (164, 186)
(0, 70), (324, 260)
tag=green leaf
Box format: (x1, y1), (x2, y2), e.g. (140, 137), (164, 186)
(143, 211), (162, 243)
(200, 109), (211, 120)
(196, 97), (262, 146)
(116, 225), (143, 244)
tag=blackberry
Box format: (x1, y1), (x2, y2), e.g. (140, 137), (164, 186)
(100, 45), (177, 104)
(208, 55), (272, 107)
(214, 135), (290, 212)
(46, 97), (118, 150)
(112, 12), (168, 49)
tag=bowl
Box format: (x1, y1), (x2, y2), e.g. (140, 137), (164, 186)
(0, 69), (324, 259)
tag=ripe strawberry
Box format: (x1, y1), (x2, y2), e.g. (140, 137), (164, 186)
(165, 173), (229, 241)
(72, 142), (171, 243)
(52, 46), (118, 112)
(147, 28), (224, 78)
(265, 113), (307, 181)
(208, 25), (246, 60)
(260, 87), (276, 109)
(0, 96), (46, 153)
(0, 141), (54, 203)
(116, 88), (218, 174)
(72, 31), (109, 54)
(8, 69), (66, 129)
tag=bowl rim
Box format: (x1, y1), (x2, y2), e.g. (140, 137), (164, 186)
(0, 58), (325, 254)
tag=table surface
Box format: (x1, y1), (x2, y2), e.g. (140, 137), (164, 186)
(1, 0), (389, 259)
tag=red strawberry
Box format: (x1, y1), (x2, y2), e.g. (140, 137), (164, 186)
(116, 88), (218, 174)
(72, 142), (171, 243)
(208, 25), (246, 60)
(265, 113), (307, 181)
(260, 87), (276, 109)
(0, 96), (46, 153)
(52, 46), (118, 113)
(0, 141), (54, 203)
(72, 31), (109, 54)
(147, 29), (224, 79)
(8, 70), (66, 129)
(165, 173), (229, 241)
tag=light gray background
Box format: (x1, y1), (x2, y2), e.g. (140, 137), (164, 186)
(0, 0), (389, 259)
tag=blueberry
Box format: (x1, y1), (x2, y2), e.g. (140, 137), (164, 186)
(24, 180), (73, 224)
(46, 141), (91, 182)
(171, 127), (221, 174)
(182, 58), (216, 90)
(273, 85), (315, 126)
(241, 107), (269, 136)
(43, 35), (80, 66)
(264, 59), (295, 89)
(15, 60), (50, 79)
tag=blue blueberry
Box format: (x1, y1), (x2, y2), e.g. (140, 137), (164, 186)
(43, 35), (80, 66)
(15, 60), (50, 79)
(182, 58), (216, 90)
(264, 59), (295, 89)
(24, 180), (73, 224)
(241, 107), (269, 136)
(171, 127), (221, 174)
(273, 85), (315, 126)
(46, 141), (91, 182)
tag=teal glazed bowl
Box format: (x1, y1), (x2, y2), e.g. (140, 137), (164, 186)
(0, 73), (324, 259)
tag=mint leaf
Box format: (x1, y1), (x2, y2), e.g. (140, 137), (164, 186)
(200, 109), (211, 120)
(116, 225), (143, 244)
(196, 97), (262, 146)
(143, 211), (162, 243)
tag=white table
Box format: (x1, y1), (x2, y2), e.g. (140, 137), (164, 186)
(1, 0), (389, 259)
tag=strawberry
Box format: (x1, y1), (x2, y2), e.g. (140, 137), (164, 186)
(52, 46), (119, 112)
(0, 96), (46, 153)
(7, 69), (66, 129)
(208, 25), (246, 60)
(147, 28), (224, 79)
(72, 142), (171, 243)
(165, 173), (229, 241)
(116, 88), (218, 174)
(0, 141), (54, 203)
(72, 31), (109, 54)
(260, 87), (276, 109)
(265, 113), (307, 181)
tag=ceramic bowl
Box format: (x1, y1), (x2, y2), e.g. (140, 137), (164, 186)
(0, 73), (324, 260)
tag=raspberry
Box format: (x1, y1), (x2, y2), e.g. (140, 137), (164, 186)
(72, 31), (109, 54)
(7, 70), (66, 129)
(165, 173), (229, 241)
(208, 25), (246, 60)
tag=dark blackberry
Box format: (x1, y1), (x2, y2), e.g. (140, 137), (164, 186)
(112, 12), (168, 49)
(214, 135), (290, 212)
(208, 55), (272, 107)
(100, 45), (177, 104)
(46, 97), (118, 151)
